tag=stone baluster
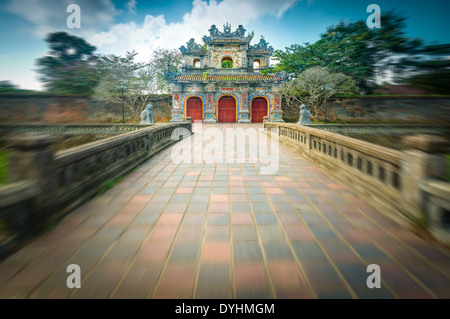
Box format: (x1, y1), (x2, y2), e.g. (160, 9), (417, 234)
(8, 133), (55, 230)
(401, 135), (449, 220)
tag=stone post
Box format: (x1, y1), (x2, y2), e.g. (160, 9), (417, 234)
(401, 134), (449, 219)
(8, 133), (55, 229)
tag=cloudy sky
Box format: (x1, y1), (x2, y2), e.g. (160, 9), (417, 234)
(0, 0), (449, 90)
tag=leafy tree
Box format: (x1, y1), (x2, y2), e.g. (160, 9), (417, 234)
(222, 60), (233, 69)
(271, 11), (426, 93)
(0, 81), (20, 92)
(280, 66), (357, 118)
(93, 50), (157, 120)
(149, 48), (183, 93)
(398, 43), (450, 94)
(36, 32), (100, 95)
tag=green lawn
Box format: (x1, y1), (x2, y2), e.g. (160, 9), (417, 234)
(0, 151), (9, 186)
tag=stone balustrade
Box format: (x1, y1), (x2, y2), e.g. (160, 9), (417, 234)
(0, 181), (39, 258)
(0, 123), (155, 136)
(265, 122), (450, 244)
(0, 122), (191, 258)
(304, 124), (448, 136)
(419, 180), (450, 245)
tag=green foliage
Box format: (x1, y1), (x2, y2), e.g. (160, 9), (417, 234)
(446, 154), (450, 182)
(35, 32), (100, 95)
(280, 66), (357, 118)
(0, 151), (9, 186)
(222, 60), (233, 69)
(272, 11), (434, 93)
(97, 176), (124, 195)
(0, 81), (20, 92)
(202, 70), (209, 80)
(400, 44), (450, 94)
(150, 48), (183, 94)
(93, 50), (157, 120)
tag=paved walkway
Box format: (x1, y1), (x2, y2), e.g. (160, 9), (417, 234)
(0, 124), (449, 299)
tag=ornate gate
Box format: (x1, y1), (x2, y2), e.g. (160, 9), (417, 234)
(251, 97), (268, 123)
(186, 97), (203, 122)
(218, 96), (236, 123)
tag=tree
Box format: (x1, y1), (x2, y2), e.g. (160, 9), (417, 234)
(93, 51), (157, 120)
(222, 60), (232, 69)
(149, 48), (183, 93)
(0, 81), (20, 92)
(271, 11), (427, 93)
(36, 32), (100, 95)
(280, 66), (357, 118)
(399, 43), (450, 94)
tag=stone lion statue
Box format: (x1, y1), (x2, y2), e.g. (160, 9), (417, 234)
(297, 104), (311, 125)
(140, 104), (154, 124)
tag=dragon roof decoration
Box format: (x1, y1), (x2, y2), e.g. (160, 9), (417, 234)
(202, 23), (253, 44)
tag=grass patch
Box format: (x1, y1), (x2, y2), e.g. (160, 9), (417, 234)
(0, 151), (9, 186)
(446, 154), (450, 182)
(97, 176), (124, 195)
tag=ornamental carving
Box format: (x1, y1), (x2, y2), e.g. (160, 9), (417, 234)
(180, 38), (204, 54)
(249, 37), (274, 55)
(206, 23), (246, 39)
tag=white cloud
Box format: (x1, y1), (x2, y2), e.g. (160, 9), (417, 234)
(126, 0), (137, 15)
(7, 0), (118, 37)
(5, 0), (301, 90)
(88, 0), (301, 61)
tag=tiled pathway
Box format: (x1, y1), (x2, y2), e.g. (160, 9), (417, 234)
(0, 124), (449, 298)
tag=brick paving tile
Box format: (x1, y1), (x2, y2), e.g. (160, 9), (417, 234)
(234, 262), (272, 298)
(232, 226), (258, 243)
(195, 263), (232, 299)
(153, 263), (197, 299)
(267, 261), (313, 298)
(201, 242), (231, 263)
(111, 262), (164, 298)
(1, 124), (449, 299)
(205, 226), (230, 242)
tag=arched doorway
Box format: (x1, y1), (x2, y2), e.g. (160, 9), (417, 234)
(185, 97), (203, 122)
(221, 56), (233, 69)
(218, 96), (236, 123)
(251, 97), (268, 123)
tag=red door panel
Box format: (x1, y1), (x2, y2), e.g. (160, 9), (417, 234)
(186, 97), (203, 122)
(251, 97), (268, 123)
(218, 96), (236, 123)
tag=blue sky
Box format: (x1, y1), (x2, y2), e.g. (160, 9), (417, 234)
(1, 0), (449, 90)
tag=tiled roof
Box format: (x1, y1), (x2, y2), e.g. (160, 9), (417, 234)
(205, 38), (249, 43)
(170, 74), (284, 83)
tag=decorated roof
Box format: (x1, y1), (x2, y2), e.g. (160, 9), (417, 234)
(202, 23), (253, 44)
(167, 73), (285, 83)
(179, 38), (206, 55)
(248, 37), (274, 55)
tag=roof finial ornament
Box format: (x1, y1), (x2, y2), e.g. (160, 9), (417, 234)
(223, 22), (231, 35)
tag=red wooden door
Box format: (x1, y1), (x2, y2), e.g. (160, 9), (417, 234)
(251, 97), (268, 123)
(186, 97), (203, 122)
(218, 96), (236, 123)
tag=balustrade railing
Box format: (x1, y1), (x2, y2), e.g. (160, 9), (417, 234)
(0, 122), (191, 259)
